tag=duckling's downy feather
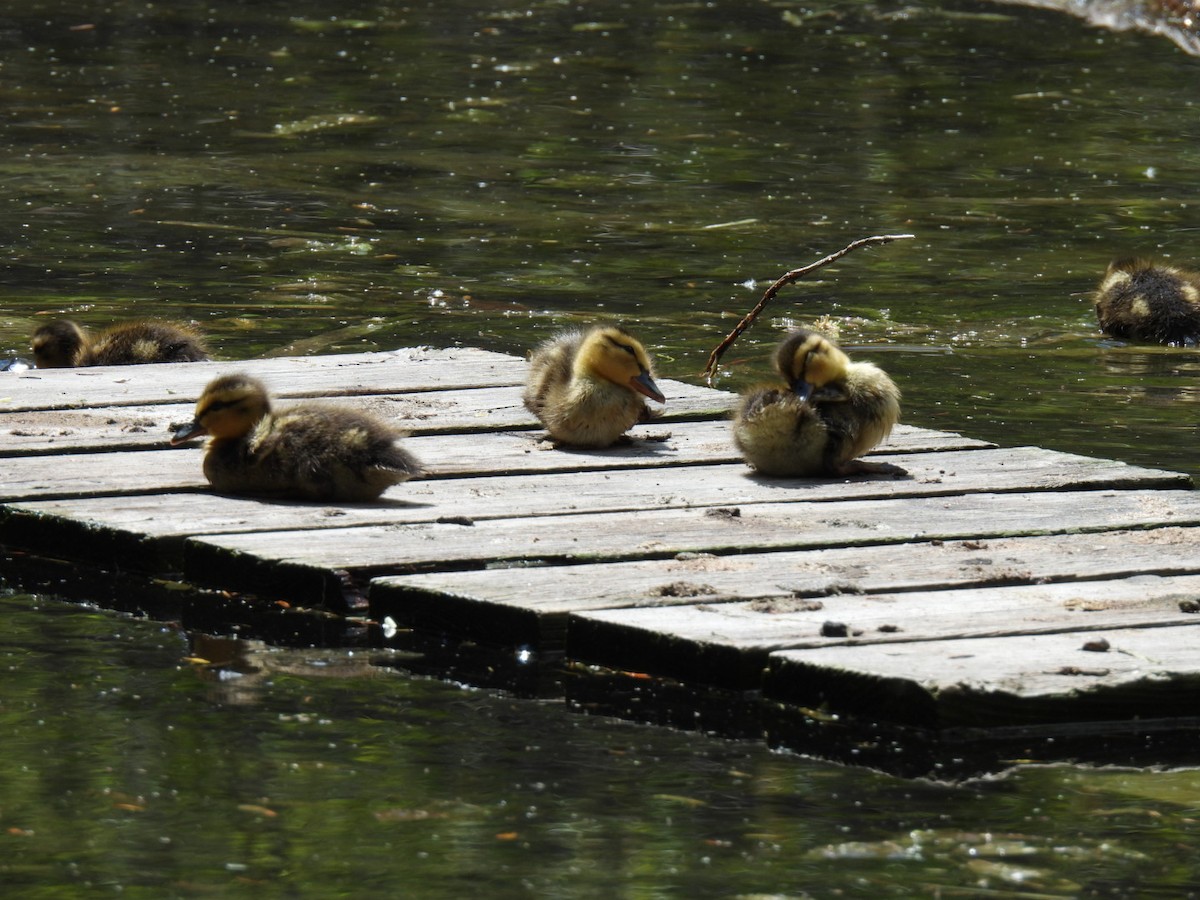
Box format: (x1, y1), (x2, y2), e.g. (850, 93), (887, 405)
(173, 374), (420, 501)
(734, 387), (830, 475)
(1093, 258), (1200, 346)
(733, 330), (900, 477)
(32, 319), (209, 368)
(523, 325), (664, 447)
(88, 321), (210, 366)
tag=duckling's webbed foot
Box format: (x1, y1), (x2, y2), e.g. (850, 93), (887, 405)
(833, 458), (908, 478)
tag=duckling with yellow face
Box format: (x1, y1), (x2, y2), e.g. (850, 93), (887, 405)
(1093, 258), (1200, 346)
(732, 329), (901, 477)
(171, 374), (421, 501)
(32, 319), (209, 368)
(522, 325), (666, 447)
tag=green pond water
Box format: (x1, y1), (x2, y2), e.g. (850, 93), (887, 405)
(3, 592), (1200, 898)
(2, 0), (1199, 895)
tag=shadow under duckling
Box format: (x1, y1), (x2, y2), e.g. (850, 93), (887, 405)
(32, 319), (210, 368)
(171, 373), (422, 501)
(1093, 258), (1200, 346)
(732, 329), (902, 477)
(522, 324), (666, 448)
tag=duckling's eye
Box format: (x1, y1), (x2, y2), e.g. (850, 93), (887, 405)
(601, 334), (652, 374)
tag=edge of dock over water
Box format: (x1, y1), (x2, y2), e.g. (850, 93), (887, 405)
(3, 347), (1198, 777)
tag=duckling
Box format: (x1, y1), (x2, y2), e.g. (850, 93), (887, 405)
(170, 373), (421, 501)
(732, 329), (902, 477)
(522, 324), (666, 447)
(1093, 258), (1200, 346)
(30, 321), (88, 368)
(32, 319), (209, 368)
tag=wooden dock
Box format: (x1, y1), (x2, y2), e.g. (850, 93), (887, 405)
(3, 347), (1199, 777)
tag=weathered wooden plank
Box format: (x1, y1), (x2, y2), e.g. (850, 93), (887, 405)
(369, 525), (1200, 646)
(9, 478), (1194, 591)
(1, 450), (201, 502)
(0, 347), (525, 412)
(1, 439), (1183, 505)
(762, 624), (1200, 728)
(8, 472), (1158, 579)
(0, 380), (741, 456)
(568, 574), (1200, 689)
(180, 488), (1200, 602)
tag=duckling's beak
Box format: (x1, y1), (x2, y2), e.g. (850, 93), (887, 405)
(790, 379), (815, 403)
(631, 371), (666, 404)
(170, 420), (207, 446)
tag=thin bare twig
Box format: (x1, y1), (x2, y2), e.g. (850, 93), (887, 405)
(701, 233), (915, 383)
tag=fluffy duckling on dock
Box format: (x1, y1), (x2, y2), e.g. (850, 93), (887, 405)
(522, 324), (666, 447)
(732, 329), (901, 477)
(171, 374), (421, 501)
(1093, 258), (1200, 346)
(32, 319), (210, 368)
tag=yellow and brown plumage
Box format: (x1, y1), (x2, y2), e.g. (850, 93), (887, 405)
(1093, 258), (1200, 346)
(732, 329), (901, 477)
(32, 319), (210, 368)
(171, 374), (421, 501)
(522, 324), (666, 447)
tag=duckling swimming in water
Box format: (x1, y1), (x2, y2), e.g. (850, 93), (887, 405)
(732, 329), (901, 477)
(32, 319), (210, 368)
(171, 373), (421, 501)
(1093, 258), (1200, 346)
(522, 324), (666, 447)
